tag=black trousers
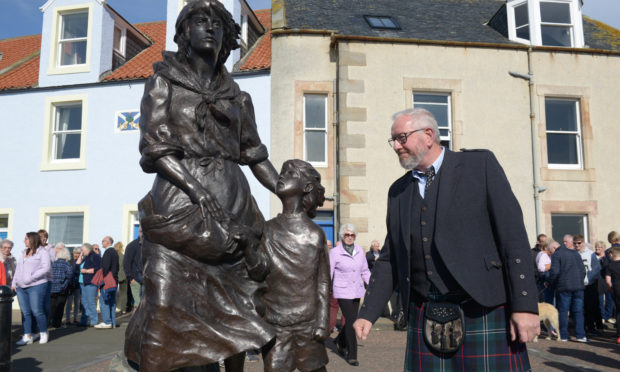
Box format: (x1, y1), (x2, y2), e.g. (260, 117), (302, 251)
(336, 298), (360, 360)
(584, 284), (601, 331)
(49, 292), (68, 328)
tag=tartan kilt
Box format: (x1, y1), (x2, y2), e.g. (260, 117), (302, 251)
(405, 301), (531, 372)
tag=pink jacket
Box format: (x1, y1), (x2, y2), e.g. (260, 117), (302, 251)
(12, 248), (51, 289)
(330, 243), (371, 299)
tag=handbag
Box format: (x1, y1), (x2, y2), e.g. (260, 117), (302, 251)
(423, 302), (465, 354)
(91, 268), (104, 286)
(103, 271), (117, 290)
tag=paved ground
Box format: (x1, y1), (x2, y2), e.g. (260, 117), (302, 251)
(8, 311), (620, 371)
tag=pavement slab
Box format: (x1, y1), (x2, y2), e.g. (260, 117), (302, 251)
(8, 314), (620, 371)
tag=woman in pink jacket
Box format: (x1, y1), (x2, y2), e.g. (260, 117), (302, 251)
(329, 223), (371, 367)
(12, 232), (52, 345)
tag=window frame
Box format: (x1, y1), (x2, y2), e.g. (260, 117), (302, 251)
(48, 3), (93, 75)
(303, 93), (329, 167)
(121, 204), (139, 246)
(363, 15), (400, 30)
(41, 94), (88, 171)
(544, 97), (583, 170)
(539, 0), (573, 47)
(506, 0), (584, 47)
(39, 206), (89, 251)
(0, 208), (14, 241)
(113, 25), (126, 56)
(412, 92), (453, 150)
(550, 213), (589, 242)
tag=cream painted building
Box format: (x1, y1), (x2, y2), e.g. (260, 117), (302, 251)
(269, 0), (620, 247)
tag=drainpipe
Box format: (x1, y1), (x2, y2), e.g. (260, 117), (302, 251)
(509, 47), (546, 236)
(332, 34), (341, 238)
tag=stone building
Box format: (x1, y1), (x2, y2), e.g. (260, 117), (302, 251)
(269, 0), (620, 246)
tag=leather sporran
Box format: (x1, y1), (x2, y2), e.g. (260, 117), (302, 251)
(423, 302), (464, 354)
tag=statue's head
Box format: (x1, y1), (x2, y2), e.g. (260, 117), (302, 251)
(174, 0), (241, 68)
(277, 159), (326, 218)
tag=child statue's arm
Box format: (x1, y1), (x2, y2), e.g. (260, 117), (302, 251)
(312, 235), (331, 340)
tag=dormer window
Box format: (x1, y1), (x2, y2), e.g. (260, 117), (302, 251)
(58, 10), (89, 66)
(540, 2), (572, 46)
(113, 26), (125, 55)
(507, 0), (584, 48)
(514, 3), (530, 40)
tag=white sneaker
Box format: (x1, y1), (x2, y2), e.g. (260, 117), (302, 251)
(576, 337), (589, 343)
(94, 322), (112, 329)
(608, 318), (617, 325)
(16, 334), (33, 346)
(39, 332), (48, 344)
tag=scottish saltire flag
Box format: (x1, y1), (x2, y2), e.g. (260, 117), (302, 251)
(116, 111), (141, 132)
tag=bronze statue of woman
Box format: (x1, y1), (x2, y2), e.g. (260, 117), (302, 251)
(124, 1), (278, 371)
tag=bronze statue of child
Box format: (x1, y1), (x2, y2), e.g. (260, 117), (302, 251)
(237, 159), (330, 372)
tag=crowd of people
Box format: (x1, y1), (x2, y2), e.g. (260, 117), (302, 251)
(533, 231), (620, 343)
(0, 229), (143, 346)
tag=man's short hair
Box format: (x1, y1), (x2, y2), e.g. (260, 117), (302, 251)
(392, 108), (441, 145)
(573, 234), (584, 242)
(537, 234), (547, 242)
(609, 246), (620, 259)
(608, 231), (620, 244)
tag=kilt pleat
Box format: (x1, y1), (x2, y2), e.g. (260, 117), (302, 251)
(405, 301), (531, 372)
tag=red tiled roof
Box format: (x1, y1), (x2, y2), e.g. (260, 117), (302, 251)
(103, 21), (166, 82)
(0, 9), (271, 91)
(240, 9), (271, 71)
(0, 34), (41, 91)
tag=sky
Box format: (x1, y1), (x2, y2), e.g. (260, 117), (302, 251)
(0, 0), (618, 40)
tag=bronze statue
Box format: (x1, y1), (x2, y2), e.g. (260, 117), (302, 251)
(239, 160), (330, 372)
(124, 1), (278, 371)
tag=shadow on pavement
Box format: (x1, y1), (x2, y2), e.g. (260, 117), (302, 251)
(12, 357), (44, 372)
(543, 361), (600, 371)
(548, 346), (619, 370)
(11, 325), (88, 356)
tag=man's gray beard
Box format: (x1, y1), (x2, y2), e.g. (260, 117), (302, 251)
(399, 152), (423, 170)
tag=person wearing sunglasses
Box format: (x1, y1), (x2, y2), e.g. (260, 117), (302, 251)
(329, 223), (370, 366)
(354, 108), (539, 371)
(574, 235), (601, 335)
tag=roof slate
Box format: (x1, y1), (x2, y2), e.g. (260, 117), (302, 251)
(280, 0), (620, 51)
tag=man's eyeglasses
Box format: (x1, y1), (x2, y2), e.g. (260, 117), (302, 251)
(388, 128), (425, 148)
(574, 241), (583, 245)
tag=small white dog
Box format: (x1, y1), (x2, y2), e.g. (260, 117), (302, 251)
(534, 302), (560, 342)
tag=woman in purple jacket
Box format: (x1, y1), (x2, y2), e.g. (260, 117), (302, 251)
(329, 223), (371, 366)
(12, 232), (52, 345)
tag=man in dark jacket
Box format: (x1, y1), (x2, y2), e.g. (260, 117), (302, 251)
(124, 229), (143, 310)
(96, 236), (119, 329)
(354, 108), (538, 371)
(549, 234), (587, 342)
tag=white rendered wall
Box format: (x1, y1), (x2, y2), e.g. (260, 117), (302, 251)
(0, 73), (271, 247)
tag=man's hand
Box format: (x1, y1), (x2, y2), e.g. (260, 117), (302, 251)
(510, 312), (540, 343)
(353, 318), (373, 341)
